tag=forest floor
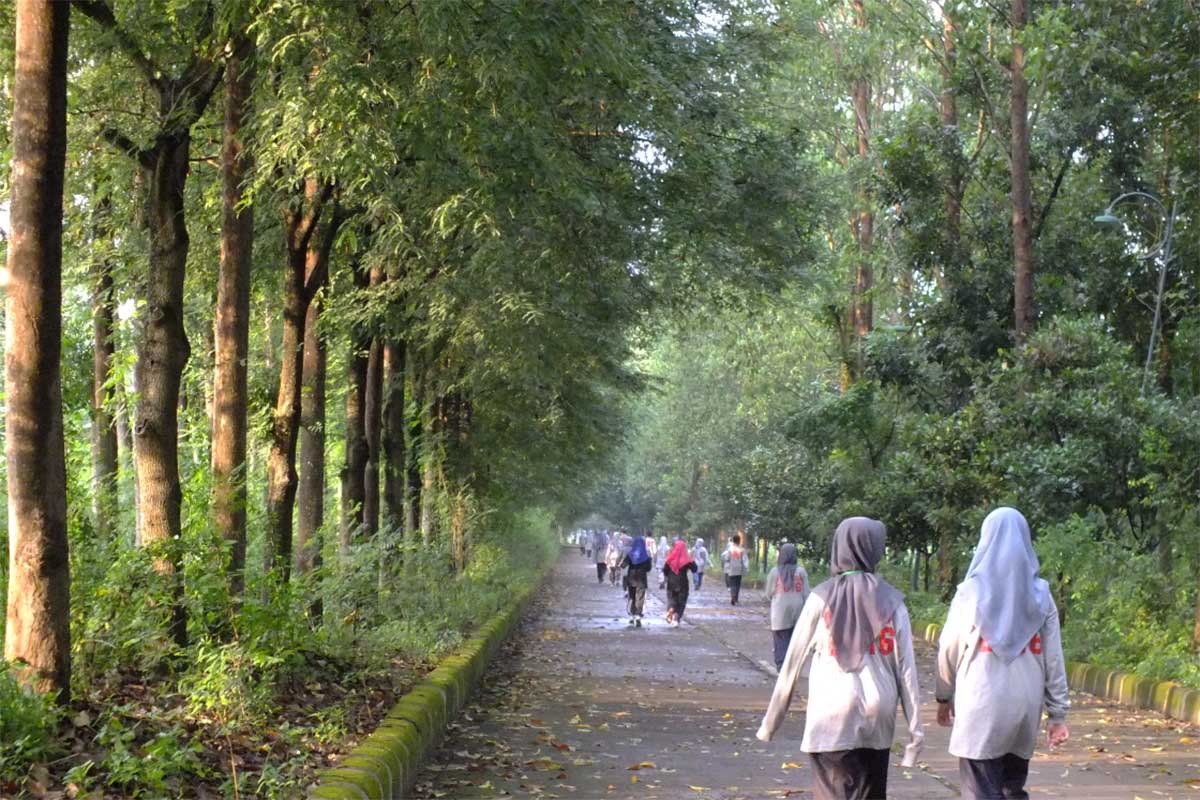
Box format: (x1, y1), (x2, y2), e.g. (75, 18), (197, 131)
(413, 555), (1200, 799)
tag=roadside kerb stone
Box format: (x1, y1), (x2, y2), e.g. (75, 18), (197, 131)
(914, 619), (1200, 726)
(310, 571), (548, 798)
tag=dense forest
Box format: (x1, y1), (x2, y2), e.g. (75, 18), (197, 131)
(0, 0), (1196, 797)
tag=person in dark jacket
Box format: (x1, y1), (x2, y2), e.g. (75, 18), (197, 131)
(621, 534), (653, 627)
(662, 540), (698, 626)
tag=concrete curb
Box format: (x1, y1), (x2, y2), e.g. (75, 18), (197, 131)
(913, 621), (1200, 727)
(309, 571), (546, 799)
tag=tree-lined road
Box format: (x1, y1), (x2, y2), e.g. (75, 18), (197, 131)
(415, 556), (1200, 799)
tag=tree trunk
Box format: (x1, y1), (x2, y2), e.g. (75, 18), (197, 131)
(419, 378), (440, 545)
(340, 265), (370, 552)
(936, 529), (957, 601)
(382, 340), (406, 530)
(940, 7), (961, 291)
(1010, 0), (1035, 343)
(363, 336), (384, 537)
(849, 0), (873, 368)
(4, 0), (72, 699)
(212, 39), (254, 604)
(296, 298), (326, 594)
(264, 181), (337, 588)
(91, 198), (119, 540)
(135, 135), (193, 647)
(404, 341), (423, 539)
(1193, 574), (1200, 653)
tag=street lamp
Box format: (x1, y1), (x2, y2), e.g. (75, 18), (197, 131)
(1094, 191), (1177, 393)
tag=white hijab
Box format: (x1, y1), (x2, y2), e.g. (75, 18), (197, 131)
(956, 507), (1052, 664)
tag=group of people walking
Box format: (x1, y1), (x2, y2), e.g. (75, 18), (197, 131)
(756, 508), (1069, 800)
(581, 528), (716, 626)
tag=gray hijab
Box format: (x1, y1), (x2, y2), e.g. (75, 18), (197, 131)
(777, 543), (799, 592)
(812, 517), (904, 672)
(955, 507), (1052, 664)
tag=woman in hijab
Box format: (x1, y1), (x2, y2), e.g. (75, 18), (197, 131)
(605, 534), (623, 587)
(662, 540), (697, 626)
(692, 537), (710, 590)
(757, 517), (922, 800)
(935, 507), (1069, 800)
(621, 534), (653, 627)
(765, 543), (810, 670)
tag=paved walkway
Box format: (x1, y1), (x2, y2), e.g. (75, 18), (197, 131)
(414, 555), (1199, 799)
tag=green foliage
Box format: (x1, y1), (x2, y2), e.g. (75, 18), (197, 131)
(94, 712), (205, 798)
(0, 668), (60, 783)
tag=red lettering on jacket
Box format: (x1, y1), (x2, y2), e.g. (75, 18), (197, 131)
(979, 634), (1043, 655)
(879, 626), (895, 656)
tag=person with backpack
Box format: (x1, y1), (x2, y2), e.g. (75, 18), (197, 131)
(765, 542), (810, 670)
(621, 534), (653, 627)
(721, 533), (750, 605)
(756, 517), (923, 800)
(935, 507), (1070, 800)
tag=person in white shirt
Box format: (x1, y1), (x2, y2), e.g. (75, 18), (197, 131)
(935, 507), (1070, 800)
(765, 542), (810, 669)
(692, 537), (710, 590)
(720, 534), (750, 605)
(757, 517), (922, 800)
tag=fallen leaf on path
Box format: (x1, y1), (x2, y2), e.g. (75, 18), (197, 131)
(781, 761), (803, 769)
(627, 761), (656, 770)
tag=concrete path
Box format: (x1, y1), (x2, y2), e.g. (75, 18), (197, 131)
(413, 556), (1200, 799)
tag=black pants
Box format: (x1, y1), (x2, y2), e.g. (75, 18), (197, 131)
(596, 563), (607, 582)
(667, 587), (689, 619)
(627, 584), (646, 617)
(958, 754), (1030, 799)
(728, 574), (743, 604)
(810, 748), (889, 800)
(773, 626), (795, 669)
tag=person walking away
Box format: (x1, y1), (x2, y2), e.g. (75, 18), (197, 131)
(579, 530), (587, 558)
(645, 533), (658, 571)
(935, 507), (1069, 800)
(621, 534), (653, 626)
(692, 537), (710, 590)
(757, 517), (923, 800)
(592, 529), (609, 583)
(606, 534), (623, 587)
(662, 540), (698, 626)
(722, 534), (750, 605)
(655, 535), (669, 588)
(765, 543), (810, 670)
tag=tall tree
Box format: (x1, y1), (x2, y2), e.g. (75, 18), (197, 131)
(4, 0), (72, 700)
(381, 340), (406, 531)
(362, 305), (384, 537)
(263, 181), (339, 586)
(213, 36), (255, 604)
(76, 0), (226, 645)
(90, 195), (118, 538)
(296, 297), (326, 581)
(1010, 0), (1035, 342)
(340, 261), (370, 551)
(849, 0), (874, 356)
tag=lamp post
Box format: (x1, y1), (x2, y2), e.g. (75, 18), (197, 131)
(1094, 191), (1177, 393)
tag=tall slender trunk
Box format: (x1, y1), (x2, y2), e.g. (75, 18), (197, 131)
(363, 336), (384, 537)
(419, 374), (440, 545)
(91, 198), (119, 539)
(135, 135), (193, 646)
(264, 181), (337, 588)
(340, 265), (370, 552)
(940, 8), (961, 291)
(4, 0), (72, 699)
(382, 341), (406, 530)
(212, 39), (254, 604)
(296, 298), (326, 590)
(1010, 0), (1035, 343)
(849, 0), (873, 369)
(404, 341), (422, 539)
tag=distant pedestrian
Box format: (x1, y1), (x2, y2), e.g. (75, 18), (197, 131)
(606, 535), (623, 587)
(592, 529), (609, 583)
(765, 543), (809, 670)
(692, 537), (710, 590)
(645, 534), (658, 569)
(655, 535), (669, 588)
(621, 534), (653, 627)
(579, 530), (587, 557)
(662, 540), (697, 626)
(935, 507), (1070, 800)
(757, 517), (923, 800)
(721, 534), (749, 605)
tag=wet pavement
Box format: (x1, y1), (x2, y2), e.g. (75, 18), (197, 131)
(413, 555), (1200, 799)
